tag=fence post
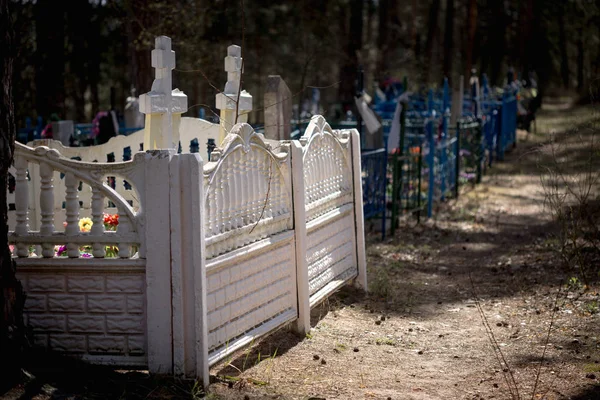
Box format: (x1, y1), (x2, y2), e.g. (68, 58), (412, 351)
(391, 77), (408, 234)
(350, 129), (368, 292)
(169, 153), (209, 387)
(391, 153), (399, 235)
(455, 121), (460, 198)
(142, 149), (175, 375)
(498, 92), (507, 161)
(512, 94), (517, 148)
(476, 119), (483, 184)
(427, 89), (435, 219)
(356, 65), (364, 138)
(290, 141), (310, 335)
(417, 144), (423, 224)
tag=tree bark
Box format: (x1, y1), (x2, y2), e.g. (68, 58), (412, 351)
(489, 1), (507, 86)
(558, 7), (570, 89)
(424, 0), (441, 84)
(377, 0), (389, 76)
(463, 0), (478, 82)
(0, 0), (26, 392)
(443, 0), (454, 79)
(338, 0), (363, 105)
(577, 28), (584, 94)
(34, 0), (66, 120)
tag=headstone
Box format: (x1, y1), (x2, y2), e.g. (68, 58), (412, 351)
(450, 75), (464, 125)
(215, 45), (253, 144)
(51, 120), (74, 146)
(139, 36), (188, 150)
(125, 88), (145, 129)
(264, 75), (291, 141)
(469, 69), (480, 117)
(310, 88), (320, 115)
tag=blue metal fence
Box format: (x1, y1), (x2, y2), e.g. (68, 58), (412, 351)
(361, 148), (388, 237)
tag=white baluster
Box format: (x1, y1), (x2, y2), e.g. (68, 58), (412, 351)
(234, 151), (242, 229)
(39, 162), (55, 258)
(14, 156), (29, 257)
(65, 172), (80, 258)
(91, 186), (105, 258)
(116, 206), (131, 258)
(265, 157), (274, 221)
(249, 161), (256, 224)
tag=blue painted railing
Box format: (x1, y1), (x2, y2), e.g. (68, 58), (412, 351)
(361, 148), (388, 237)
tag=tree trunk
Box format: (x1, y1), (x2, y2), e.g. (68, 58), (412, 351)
(377, 0), (389, 76)
(577, 28), (584, 94)
(463, 0), (478, 82)
(558, 7), (569, 89)
(424, 0), (441, 84)
(126, 0), (153, 98)
(67, 0), (91, 122)
(489, 1), (507, 86)
(34, 0), (66, 120)
(338, 0), (363, 105)
(0, 0), (26, 392)
(443, 0), (454, 79)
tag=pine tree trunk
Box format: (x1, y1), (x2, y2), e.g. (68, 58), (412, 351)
(577, 28), (584, 94)
(558, 8), (570, 89)
(489, 1), (506, 86)
(338, 0), (363, 105)
(424, 0), (441, 84)
(463, 0), (478, 82)
(443, 0), (454, 79)
(0, 0), (26, 392)
(34, 0), (66, 120)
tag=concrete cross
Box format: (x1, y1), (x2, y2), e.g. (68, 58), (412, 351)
(216, 45), (252, 144)
(140, 36), (188, 150)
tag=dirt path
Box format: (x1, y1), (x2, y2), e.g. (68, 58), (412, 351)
(209, 103), (600, 400)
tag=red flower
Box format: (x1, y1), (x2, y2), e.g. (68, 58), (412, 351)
(103, 213), (119, 227)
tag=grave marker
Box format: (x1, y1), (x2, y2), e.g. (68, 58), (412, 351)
(215, 45), (253, 144)
(264, 75), (291, 140)
(140, 36), (188, 150)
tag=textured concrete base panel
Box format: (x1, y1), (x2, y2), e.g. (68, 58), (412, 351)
(17, 262), (148, 367)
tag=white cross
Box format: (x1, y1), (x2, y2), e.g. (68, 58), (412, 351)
(140, 36), (187, 149)
(150, 36), (176, 95)
(223, 45), (242, 95)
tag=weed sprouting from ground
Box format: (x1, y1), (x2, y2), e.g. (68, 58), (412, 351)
(539, 104), (600, 283)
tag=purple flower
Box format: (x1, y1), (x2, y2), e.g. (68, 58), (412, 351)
(55, 245), (67, 257)
(81, 253), (92, 258)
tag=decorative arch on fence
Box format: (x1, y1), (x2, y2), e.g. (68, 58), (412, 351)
(301, 115), (353, 222)
(299, 116), (365, 307)
(203, 123), (293, 259)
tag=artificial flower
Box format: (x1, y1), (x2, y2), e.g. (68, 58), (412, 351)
(79, 217), (93, 232)
(55, 245), (67, 257)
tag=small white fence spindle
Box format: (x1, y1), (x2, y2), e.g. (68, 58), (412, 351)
(15, 157), (30, 257)
(65, 172), (80, 257)
(39, 162), (55, 257)
(91, 186), (106, 258)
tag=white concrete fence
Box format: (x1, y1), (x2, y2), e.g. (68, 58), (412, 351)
(8, 116), (367, 386)
(7, 36), (366, 387)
